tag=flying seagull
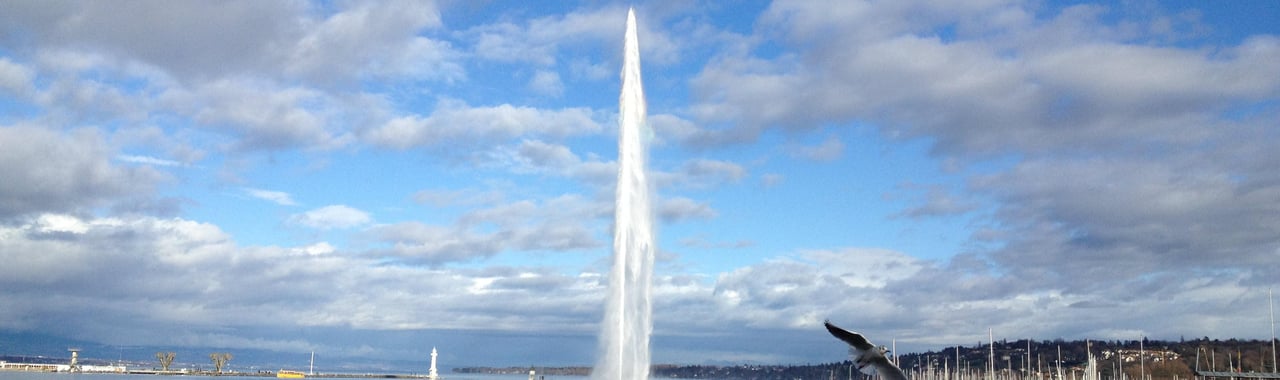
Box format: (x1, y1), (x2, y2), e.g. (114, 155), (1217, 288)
(824, 320), (908, 380)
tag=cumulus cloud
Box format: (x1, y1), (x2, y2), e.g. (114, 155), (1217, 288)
(894, 184), (977, 219)
(648, 113), (704, 147)
(0, 213), (609, 355)
(117, 154), (187, 168)
(529, 70), (565, 97)
(973, 158), (1280, 289)
(367, 195), (607, 266)
(412, 188), (505, 208)
(365, 222), (505, 264)
(651, 158), (747, 191)
(678, 235), (753, 250)
(0, 0), (460, 85)
(692, 3), (1280, 259)
(787, 135), (844, 161)
(466, 6), (627, 67)
(289, 205), (372, 230)
(506, 139), (581, 173)
(760, 173), (786, 188)
(697, 2), (1280, 159)
(162, 78), (353, 151)
(672, 0), (1280, 346)
(0, 57), (34, 95)
(285, 1), (462, 83)
(0, 125), (164, 219)
(480, 139), (616, 186)
(362, 99), (602, 150)
(658, 196), (718, 223)
(0, 1), (303, 80)
(244, 188), (298, 206)
(706, 248), (924, 329)
(0, 0), (462, 159)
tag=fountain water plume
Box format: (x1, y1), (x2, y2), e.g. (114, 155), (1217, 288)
(593, 7), (654, 380)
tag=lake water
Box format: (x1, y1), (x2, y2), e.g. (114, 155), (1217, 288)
(0, 373), (587, 380)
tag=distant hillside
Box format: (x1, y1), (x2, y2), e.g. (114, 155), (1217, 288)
(892, 337), (1276, 379)
(0, 331), (430, 374)
(655, 337), (1277, 380)
(5, 331), (1275, 379)
(459, 337), (1278, 380)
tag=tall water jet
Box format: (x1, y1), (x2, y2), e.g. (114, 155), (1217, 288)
(593, 7), (654, 380)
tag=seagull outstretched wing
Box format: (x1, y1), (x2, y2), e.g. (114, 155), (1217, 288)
(824, 320), (907, 380)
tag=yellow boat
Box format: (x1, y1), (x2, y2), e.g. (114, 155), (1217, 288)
(277, 370), (306, 378)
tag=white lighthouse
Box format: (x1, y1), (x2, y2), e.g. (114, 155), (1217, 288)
(428, 347), (439, 380)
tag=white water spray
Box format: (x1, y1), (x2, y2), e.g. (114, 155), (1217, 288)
(593, 7), (654, 380)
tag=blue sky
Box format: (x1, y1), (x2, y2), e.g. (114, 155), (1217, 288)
(2, 0), (1279, 370)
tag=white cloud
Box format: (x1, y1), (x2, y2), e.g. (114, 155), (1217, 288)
(704, 248), (925, 329)
(0, 213), (605, 352)
(162, 78), (352, 151)
(760, 173), (784, 188)
(529, 70), (565, 97)
(412, 188), (505, 208)
(286, 1), (462, 83)
(698, 2), (1280, 159)
(33, 213), (92, 234)
(0, 57), (34, 95)
(485, 139), (616, 184)
(513, 139), (578, 171)
(363, 99), (603, 150)
(690, 0), (1280, 281)
(0, 1), (462, 85)
(295, 242), (336, 256)
(0, 125), (165, 219)
(648, 113), (703, 147)
(289, 205), (372, 230)
(367, 195), (607, 265)
(653, 158), (747, 190)
(788, 135), (844, 161)
(117, 154), (186, 167)
(658, 196), (717, 223)
(894, 184), (977, 219)
(244, 188), (298, 206)
(468, 7), (621, 67)
(0, 1), (304, 80)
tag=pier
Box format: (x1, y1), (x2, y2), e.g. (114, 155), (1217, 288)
(1196, 371), (1280, 380)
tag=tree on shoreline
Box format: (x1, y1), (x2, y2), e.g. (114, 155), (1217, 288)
(209, 352), (232, 373)
(155, 352), (175, 371)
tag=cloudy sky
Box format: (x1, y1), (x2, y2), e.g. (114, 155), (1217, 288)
(2, 0), (1280, 370)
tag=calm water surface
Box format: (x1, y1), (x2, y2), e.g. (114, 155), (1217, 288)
(0, 373), (704, 380)
(0, 373), (591, 380)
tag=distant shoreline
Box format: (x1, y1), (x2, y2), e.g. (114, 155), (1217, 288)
(0, 366), (436, 379)
(5, 336), (1278, 380)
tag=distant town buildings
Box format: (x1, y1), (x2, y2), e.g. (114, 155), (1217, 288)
(1102, 348), (1181, 363)
(0, 361), (126, 373)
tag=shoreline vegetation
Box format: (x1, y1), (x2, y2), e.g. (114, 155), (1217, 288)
(3, 337), (1278, 379)
(451, 337), (1280, 379)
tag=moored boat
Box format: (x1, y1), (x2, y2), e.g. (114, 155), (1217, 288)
(277, 369), (306, 378)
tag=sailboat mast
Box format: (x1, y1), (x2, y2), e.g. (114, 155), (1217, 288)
(1270, 287), (1276, 373)
(989, 329), (995, 380)
(1057, 345), (1063, 380)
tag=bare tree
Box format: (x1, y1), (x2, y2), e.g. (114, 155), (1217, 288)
(155, 352), (176, 371)
(209, 352), (233, 374)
